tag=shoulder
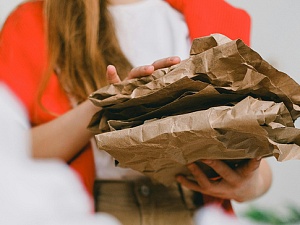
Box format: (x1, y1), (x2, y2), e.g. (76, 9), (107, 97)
(2, 1), (44, 31)
(0, 1), (47, 110)
(164, 0), (185, 12)
(1, 0), (45, 49)
(0, 0), (46, 64)
(10, 0), (44, 16)
(147, 0), (184, 20)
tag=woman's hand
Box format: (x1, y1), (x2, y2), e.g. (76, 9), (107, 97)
(106, 56), (181, 84)
(176, 158), (272, 202)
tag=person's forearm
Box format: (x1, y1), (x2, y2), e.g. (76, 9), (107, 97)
(31, 99), (100, 162)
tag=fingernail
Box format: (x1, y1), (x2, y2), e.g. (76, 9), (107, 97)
(187, 164), (196, 172)
(187, 163), (194, 168)
(169, 57), (176, 62)
(201, 159), (212, 164)
(176, 176), (183, 183)
(144, 65), (154, 71)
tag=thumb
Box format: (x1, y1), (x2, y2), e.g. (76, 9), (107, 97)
(106, 65), (121, 84)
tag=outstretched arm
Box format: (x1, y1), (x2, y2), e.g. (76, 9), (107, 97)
(31, 56), (181, 162)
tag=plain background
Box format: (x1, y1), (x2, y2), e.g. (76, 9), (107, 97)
(1, 0), (300, 216)
(227, 0), (300, 215)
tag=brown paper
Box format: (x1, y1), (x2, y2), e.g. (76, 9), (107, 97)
(88, 34), (300, 186)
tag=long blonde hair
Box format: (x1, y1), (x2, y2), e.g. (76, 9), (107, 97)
(41, 0), (132, 104)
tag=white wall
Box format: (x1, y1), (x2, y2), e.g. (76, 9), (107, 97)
(1, 0), (300, 217)
(226, 0), (300, 215)
(227, 0), (300, 84)
(0, 0), (23, 28)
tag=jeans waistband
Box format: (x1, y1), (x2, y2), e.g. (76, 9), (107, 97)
(94, 178), (202, 210)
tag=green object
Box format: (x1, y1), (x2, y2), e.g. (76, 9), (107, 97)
(243, 205), (300, 225)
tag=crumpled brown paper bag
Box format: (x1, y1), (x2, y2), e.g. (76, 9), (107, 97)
(88, 34), (300, 186)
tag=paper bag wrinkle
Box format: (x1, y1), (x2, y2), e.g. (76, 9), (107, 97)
(88, 34), (300, 186)
(264, 127), (300, 145)
(189, 35), (218, 55)
(211, 33), (233, 46)
(271, 142), (300, 161)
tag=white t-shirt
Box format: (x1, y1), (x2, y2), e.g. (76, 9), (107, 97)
(93, 0), (191, 179)
(110, 0), (191, 66)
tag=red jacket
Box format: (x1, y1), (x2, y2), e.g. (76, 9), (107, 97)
(166, 0), (251, 46)
(0, 0), (251, 213)
(0, 2), (95, 196)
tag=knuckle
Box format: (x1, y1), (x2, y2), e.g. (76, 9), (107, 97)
(199, 182), (211, 190)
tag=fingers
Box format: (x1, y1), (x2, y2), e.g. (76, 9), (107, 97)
(177, 163), (225, 198)
(176, 175), (201, 192)
(127, 65), (155, 80)
(176, 163), (211, 192)
(177, 158), (266, 201)
(109, 56), (181, 82)
(106, 65), (121, 84)
(151, 56), (181, 70)
(199, 159), (261, 183)
(238, 157), (261, 177)
(107, 64), (153, 83)
(201, 160), (239, 184)
(127, 56), (181, 80)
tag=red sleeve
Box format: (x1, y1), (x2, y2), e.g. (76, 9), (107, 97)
(0, 2), (95, 197)
(0, 2), (48, 118)
(0, 2), (76, 123)
(166, 0), (251, 46)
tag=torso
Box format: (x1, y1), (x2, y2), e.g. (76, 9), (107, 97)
(93, 0), (191, 179)
(109, 0), (191, 67)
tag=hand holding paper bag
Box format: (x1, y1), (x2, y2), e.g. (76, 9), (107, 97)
(89, 34), (300, 186)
